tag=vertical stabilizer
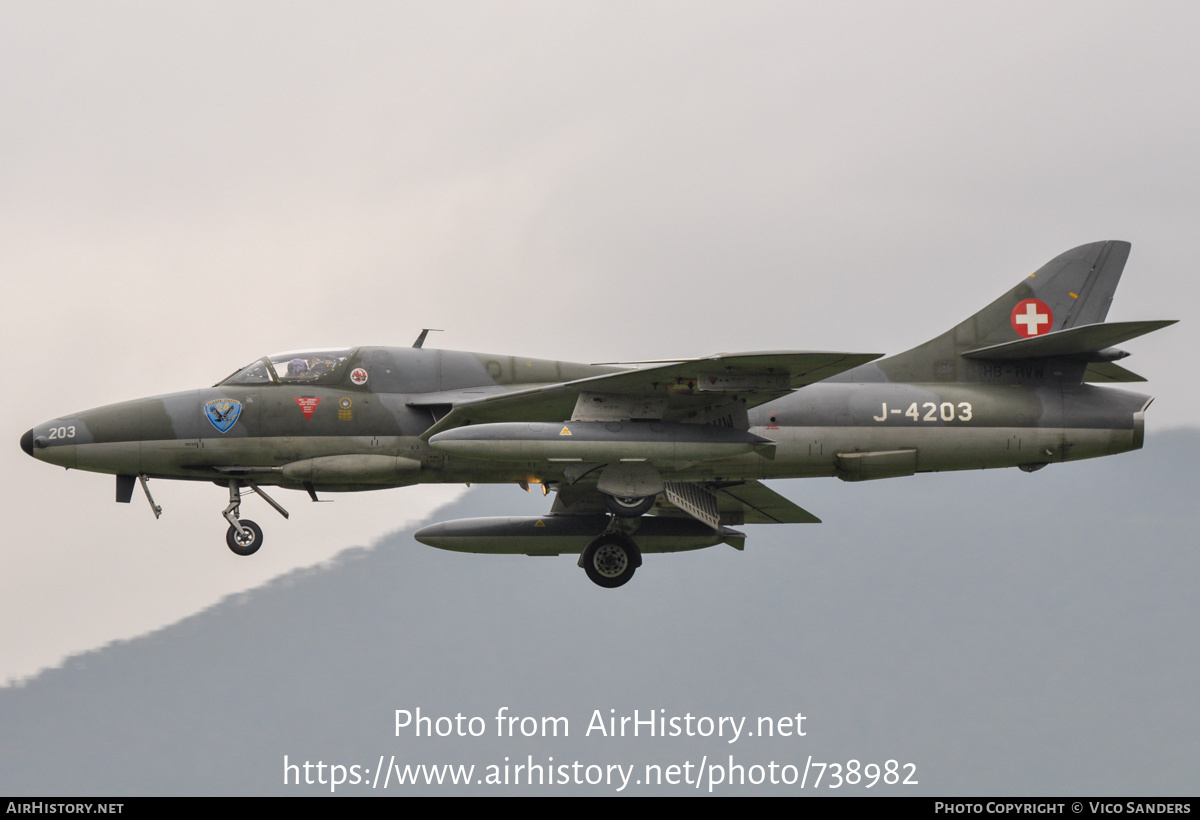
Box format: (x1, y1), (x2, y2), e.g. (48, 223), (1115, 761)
(876, 241), (1132, 382)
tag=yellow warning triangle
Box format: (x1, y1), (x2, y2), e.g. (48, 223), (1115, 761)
(559, 426), (572, 435)
(534, 519), (545, 527)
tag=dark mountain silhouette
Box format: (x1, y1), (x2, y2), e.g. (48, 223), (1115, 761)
(2, 431), (1196, 795)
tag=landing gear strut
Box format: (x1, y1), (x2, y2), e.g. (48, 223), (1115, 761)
(222, 479), (288, 557)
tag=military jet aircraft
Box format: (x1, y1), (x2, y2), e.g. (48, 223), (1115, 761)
(22, 241), (1174, 587)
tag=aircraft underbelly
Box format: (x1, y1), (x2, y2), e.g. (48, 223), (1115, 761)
(62, 419), (1138, 490)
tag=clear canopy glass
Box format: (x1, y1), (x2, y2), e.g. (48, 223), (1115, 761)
(220, 349), (355, 386)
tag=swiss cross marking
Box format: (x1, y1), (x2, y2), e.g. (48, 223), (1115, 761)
(1011, 298), (1053, 338)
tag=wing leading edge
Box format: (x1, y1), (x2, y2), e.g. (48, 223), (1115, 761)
(418, 351), (881, 439)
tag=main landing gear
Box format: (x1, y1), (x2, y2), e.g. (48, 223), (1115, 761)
(579, 532), (642, 588)
(589, 488), (656, 586)
(222, 479), (289, 557)
(603, 493), (656, 517)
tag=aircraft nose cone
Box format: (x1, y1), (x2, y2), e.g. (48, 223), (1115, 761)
(20, 429), (33, 457)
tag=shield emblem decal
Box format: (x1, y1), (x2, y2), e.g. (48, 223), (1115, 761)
(204, 399), (242, 433)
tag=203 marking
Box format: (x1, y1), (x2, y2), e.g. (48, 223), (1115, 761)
(47, 426), (76, 440)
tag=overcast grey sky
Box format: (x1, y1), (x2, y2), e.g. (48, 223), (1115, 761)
(2, 2), (1196, 682)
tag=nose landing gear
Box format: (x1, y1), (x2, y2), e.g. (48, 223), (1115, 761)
(222, 479), (289, 556)
(226, 519), (264, 556)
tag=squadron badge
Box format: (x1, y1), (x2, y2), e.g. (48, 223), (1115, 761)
(294, 397), (321, 420)
(204, 399), (242, 433)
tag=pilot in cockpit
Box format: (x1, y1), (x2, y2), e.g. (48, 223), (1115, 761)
(287, 358), (310, 378)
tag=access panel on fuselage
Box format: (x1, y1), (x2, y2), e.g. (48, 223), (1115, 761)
(365, 348), (441, 394)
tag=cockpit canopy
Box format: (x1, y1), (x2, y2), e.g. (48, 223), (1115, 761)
(220, 349), (356, 386)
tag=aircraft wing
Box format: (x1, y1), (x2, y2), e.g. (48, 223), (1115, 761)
(651, 480), (821, 525)
(709, 480), (821, 524)
(418, 351), (881, 439)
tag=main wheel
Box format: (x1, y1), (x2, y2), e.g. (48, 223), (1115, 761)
(226, 519), (263, 556)
(604, 493), (656, 517)
(581, 534), (640, 588)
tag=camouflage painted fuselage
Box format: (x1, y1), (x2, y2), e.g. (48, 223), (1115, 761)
(25, 345), (1149, 491)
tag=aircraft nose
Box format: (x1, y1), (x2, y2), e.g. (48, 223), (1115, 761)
(20, 429), (33, 458)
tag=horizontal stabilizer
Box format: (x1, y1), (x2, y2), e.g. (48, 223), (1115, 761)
(961, 320), (1176, 360)
(1083, 361), (1147, 383)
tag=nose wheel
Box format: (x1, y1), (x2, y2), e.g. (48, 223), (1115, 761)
(221, 479), (288, 556)
(226, 520), (263, 556)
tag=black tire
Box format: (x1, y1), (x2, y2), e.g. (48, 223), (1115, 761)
(581, 534), (640, 588)
(226, 519), (263, 556)
(604, 493), (656, 517)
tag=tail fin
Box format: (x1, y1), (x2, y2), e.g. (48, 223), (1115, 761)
(876, 241), (1175, 383)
